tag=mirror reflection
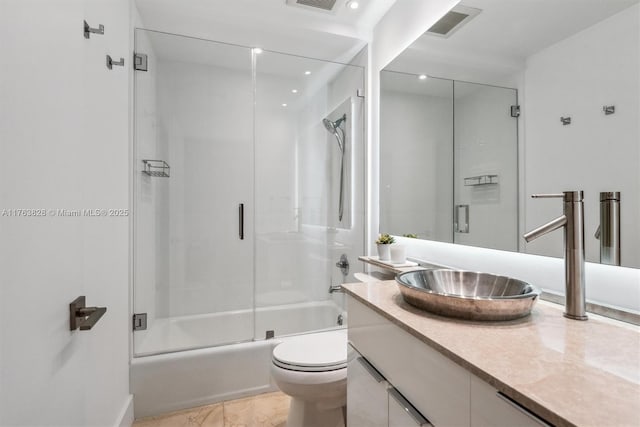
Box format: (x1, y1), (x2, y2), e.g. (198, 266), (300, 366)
(380, 0), (640, 269)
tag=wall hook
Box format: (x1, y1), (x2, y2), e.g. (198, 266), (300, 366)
(106, 55), (125, 70)
(83, 20), (104, 39)
(603, 105), (615, 115)
(560, 117), (571, 125)
(70, 296), (107, 331)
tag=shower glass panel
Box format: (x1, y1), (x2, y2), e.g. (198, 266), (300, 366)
(133, 30), (365, 356)
(453, 81), (518, 250)
(133, 30), (254, 356)
(253, 51), (365, 340)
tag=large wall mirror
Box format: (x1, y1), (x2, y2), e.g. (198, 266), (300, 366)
(380, 0), (640, 269)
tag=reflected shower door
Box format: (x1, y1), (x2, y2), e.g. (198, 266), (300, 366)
(453, 81), (518, 251)
(133, 30), (254, 356)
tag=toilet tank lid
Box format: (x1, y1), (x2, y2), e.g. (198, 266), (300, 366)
(273, 330), (347, 368)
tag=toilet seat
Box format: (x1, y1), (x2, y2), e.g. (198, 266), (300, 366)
(272, 331), (347, 372)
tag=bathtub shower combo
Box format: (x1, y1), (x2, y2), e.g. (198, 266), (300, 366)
(131, 29), (364, 418)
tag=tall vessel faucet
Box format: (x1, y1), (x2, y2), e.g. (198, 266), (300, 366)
(523, 191), (587, 320)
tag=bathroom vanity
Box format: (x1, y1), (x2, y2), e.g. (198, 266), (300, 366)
(344, 281), (640, 427)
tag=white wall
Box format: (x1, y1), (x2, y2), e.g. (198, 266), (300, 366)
(0, 0), (132, 425)
(380, 88), (453, 241)
(523, 4), (640, 268)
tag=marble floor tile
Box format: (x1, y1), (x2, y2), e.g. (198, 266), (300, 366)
(133, 402), (224, 427)
(132, 392), (290, 427)
(223, 392), (290, 427)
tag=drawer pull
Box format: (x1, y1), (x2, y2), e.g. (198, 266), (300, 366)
(356, 357), (385, 383)
(388, 387), (432, 426)
(496, 392), (552, 426)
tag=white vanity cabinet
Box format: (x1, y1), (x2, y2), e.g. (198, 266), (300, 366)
(388, 387), (432, 426)
(348, 296), (470, 426)
(347, 345), (388, 427)
(347, 344), (432, 427)
(347, 295), (549, 427)
(470, 376), (549, 427)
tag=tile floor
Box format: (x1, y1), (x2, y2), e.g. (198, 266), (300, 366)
(133, 391), (291, 427)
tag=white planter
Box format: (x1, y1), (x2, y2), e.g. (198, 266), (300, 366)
(390, 244), (406, 264)
(377, 244), (391, 261)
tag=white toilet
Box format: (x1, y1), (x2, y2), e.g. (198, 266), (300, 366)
(271, 329), (348, 427)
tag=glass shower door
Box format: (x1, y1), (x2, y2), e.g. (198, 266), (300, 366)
(253, 50), (365, 340)
(133, 30), (254, 356)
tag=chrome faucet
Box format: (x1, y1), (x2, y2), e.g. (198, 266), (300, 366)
(523, 191), (587, 320)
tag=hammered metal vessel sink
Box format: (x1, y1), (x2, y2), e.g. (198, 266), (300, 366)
(396, 269), (541, 321)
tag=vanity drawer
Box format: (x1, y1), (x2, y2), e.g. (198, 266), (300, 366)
(470, 375), (549, 427)
(348, 296), (471, 427)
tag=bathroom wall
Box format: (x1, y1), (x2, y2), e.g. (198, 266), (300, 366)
(523, 4), (640, 268)
(0, 0), (132, 425)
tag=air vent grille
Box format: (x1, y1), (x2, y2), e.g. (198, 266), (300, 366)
(296, 0), (337, 11)
(426, 6), (481, 38)
(428, 11), (469, 35)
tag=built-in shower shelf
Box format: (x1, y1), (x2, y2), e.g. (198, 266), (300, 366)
(464, 174), (498, 186)
(142, 160), (170, 178)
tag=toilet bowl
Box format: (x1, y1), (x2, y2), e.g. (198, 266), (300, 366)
(271, 330), (347, 427)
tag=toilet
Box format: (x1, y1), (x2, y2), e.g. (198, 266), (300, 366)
(271, 329), (348, 427)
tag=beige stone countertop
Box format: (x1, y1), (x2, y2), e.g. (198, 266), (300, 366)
(342, 281), (640, 427)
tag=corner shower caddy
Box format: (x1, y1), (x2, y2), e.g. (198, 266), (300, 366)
(142, 159), (170, 178)
(464, 174), (498, 186)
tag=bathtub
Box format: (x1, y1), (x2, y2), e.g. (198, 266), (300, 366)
(131, 301), (346, 418)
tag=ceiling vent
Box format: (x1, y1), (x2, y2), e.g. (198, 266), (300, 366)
(426, 5), (481, 38)
(286, 0), (339, 13)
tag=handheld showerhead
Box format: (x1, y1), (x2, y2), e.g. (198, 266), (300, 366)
(322, 114), (346, 135)
(322, 113), (347, 222)
(323, 114), (347, 154)
(322, 118), (336, 134)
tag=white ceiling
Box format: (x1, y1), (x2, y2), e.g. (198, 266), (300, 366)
(387, 0), (639, 80)
(135, 0), (396, 63)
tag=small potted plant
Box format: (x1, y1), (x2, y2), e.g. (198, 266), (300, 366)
(375, 233), (395, 260)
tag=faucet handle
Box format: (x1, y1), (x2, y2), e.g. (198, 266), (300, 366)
(532, 191), (583, 202)
(531, 193), (564, 198)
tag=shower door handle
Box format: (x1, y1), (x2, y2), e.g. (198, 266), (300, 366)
(239, 203), (244, 240)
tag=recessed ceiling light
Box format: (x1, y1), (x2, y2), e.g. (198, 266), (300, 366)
(253, 48), (263, 54)
(291, 89), (298, 93)
(282, 103), (288, 107)
(346, 0), (359, 10)
(418, 74), (428, 80)
(304, 71), (311, 75)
